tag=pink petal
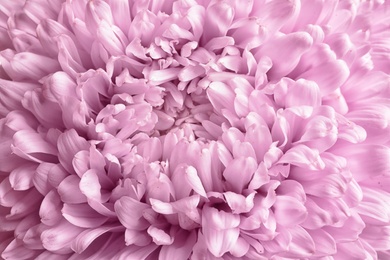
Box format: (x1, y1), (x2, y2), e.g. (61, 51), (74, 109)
(252, 0), (300, 33)
(1, 239), (37, 260)
(335, 239), (374, 259)
(85, 0), (114, 34)
(39, 190), (62, 226)
(301, 174), (348, 198)
(114, 196), (150, 230)
(229, 236), (250, 257)
(33, 163), (55, 195)
(5, 110), (38, 132)
(112, 244), (159, 260)
(248, 163), (270, 190)
(332, 144), (390, 182)
(148, 68), (181, 85)
(336, 114), (367, 143)
(298, 59), (350, 96)
(224, 191), (255, 214)
(12, 130), (58, 163)
(0, 79), (37, 117)
(159, 230), (197, 260)
(256, 32), (313, 80)
(41, 220), (84, 254)
(323, 211), (366, 243)
(4, 52), (60, 81)
(201, 2), (234, 44)
(147, 226), (174, 246)
(57, 34), (85, 77)
(149, 198), (175, 215)
(108, 0), (131, 32)
(9, 164), (37, 191)
(178, 65), (205, 82)
(79, 169), (102, 201)
(21, 90), (64, 130)
(185, 166), (207, 198)
(285, 79), (321, 108)
(0, 178), (27, 207)
(202, 206), (240, 257)
(58, 175), (87, 204)
(307, 229), (337, 257)
(72, 151), (90, 178)
(47, 164), (68, 188)
(279, 144), (325, 170)
(125, 229), (152, 246)
(57, 129), (89, 174)
(284, 226), (315, 258)
(273, 195), (307, 227)
(62, 203), (108, 228)
(71, 225), (122, 253)
(172, 195), (201, 223)
(360, 225), (390, 251)
(299, 115), (338, 152)
(223, 157), (257, 193)
(97, 21), (126, 56)
(277, 180), (306, 203)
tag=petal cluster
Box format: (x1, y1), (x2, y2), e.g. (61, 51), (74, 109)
(1, 0), (390, 259)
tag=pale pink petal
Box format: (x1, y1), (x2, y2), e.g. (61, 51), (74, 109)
(11, 130), (58, 163)
(224, 191), (255, 214)
(41, 220), (84, 254)
(307, 229), (337, 257)
(279, 144), (325, 170)
(223, 157), (258, 193)
(229, 236), (250, 257)
(79, 169), (102, 201)
(298, 59), (350, 96)
(57, 129), (89, 174)
(149, 198), (175, 215)
(0, 178), (26, 207)
(71, 225), (122, 253)
(284, 226), (315, 258)
(184, 166), (207, 198)
(201, 2), (234, 44)
(114, 196), (150, 230)
(124, 229), (152, 246)
(1, 239), (37, 260)
(33, 163), (55, 196)
(332, 144), (390, 182)
(9, 164), (37, 191)
(58, 175), (87, 204)
(273, 195), (307, 227)
(147, 226), (174, 246)
(202, 206), (240, 257)
(159, 229), (197, 260)
(39, 190), (62, 226)
(62, 203), (108, 228)
(112, 244), (159, 260)
(256, 32), (313, 80)
(286, 79), (321, 108)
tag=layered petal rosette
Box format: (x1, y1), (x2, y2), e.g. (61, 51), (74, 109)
(1, 0), (390, 259)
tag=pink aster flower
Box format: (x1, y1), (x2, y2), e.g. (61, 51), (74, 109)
(1, 0), (390, 259)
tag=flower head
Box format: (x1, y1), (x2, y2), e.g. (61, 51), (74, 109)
(1, 0), (390, 259)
